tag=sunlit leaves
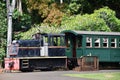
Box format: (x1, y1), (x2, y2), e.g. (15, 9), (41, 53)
(67, 2), (81, 15)
(20, 24), (63, 39)
(61, 7), (120, 32)
(94, 7), (120, 32)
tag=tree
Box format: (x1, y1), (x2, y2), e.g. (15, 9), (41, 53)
(61, 7), (120, 32)
(25, 0), (65, 26)
(16, 0), (23, 14)
(12, 9), (31, 32)
(43, 3), (64, 27)
(94, 7), (120, 32)
(0, 1), (7, 62)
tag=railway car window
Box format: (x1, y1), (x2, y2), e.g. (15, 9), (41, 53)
(51, 37), (56, 46)
(60, 36), (65, 46)
(55, 37), (60, 46)
(111, 38), (116, 48)
(94, 38), (100, 48)
(66, 38), (70, 48)
(103, 38), (108, 48)
(53, 37), (57, 46)
(48, 36), (56, 46)
(86, 37), (92, 47)
(49, 36), (65, 46)
(10, 44), (19, 55)
(44, 37), (48, 43)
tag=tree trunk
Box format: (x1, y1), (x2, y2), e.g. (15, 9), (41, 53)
(60, 0), (63, 4)
(17, 0), (23, 14)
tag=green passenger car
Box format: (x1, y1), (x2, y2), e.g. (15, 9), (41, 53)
(62, 30), (120, 63)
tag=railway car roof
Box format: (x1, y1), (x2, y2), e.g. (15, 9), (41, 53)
(61, 30), (120, 36)
(33, 33), (65, 37)
(41, 33), (65, 37)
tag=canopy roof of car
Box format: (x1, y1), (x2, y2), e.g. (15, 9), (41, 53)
(61, 30), (120, 36)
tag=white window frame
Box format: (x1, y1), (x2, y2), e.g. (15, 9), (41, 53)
(86, 37), (92, 48)
(103, 38), (108, 48)
(111, 38), (116, 48)
(94, 38), (100, 48)
(118, 39), (120, 48)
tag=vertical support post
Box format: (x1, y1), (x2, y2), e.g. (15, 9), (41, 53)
(6, 0), (11, 58)
(7, 13), (12, 58)
(6, 0), (16, 57)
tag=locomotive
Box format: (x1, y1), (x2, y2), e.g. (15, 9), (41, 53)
(5, 33), (67, 71)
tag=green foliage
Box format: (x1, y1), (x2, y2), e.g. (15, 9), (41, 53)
(63, 0), (93, 15)
(24, 0), (120, 29)
(0, 48), (5, 61)
(20, 7), (120, 39)
(20, 24), (64, 39)
(75, 14), (110, 31)
(12, 9), (31, 32)
(67, 2), (81, 15)
(0, 1), (7, 61)
(61, 7), (120, 32)
(94, 7), (120, 32)
(61, 15), (110, 31)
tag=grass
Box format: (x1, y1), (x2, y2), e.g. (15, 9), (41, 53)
(64, 72), (120, 80)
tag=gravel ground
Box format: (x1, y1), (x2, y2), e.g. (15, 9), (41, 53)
(0, 70), (120, 80)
